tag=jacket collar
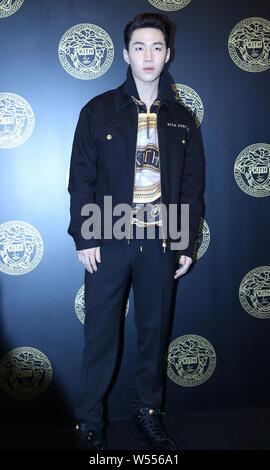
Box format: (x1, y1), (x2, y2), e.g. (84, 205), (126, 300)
(115, 65), (175, 114)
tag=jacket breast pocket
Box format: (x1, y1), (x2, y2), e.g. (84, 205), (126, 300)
(168, 128), (188, 149)
(168, 129), (187, 188)
(168, 131), (187, 176)
(95, 127), (127, 192)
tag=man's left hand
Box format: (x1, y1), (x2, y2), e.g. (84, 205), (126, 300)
(174, 255), (192, 279)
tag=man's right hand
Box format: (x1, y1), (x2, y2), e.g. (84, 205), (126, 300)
(78, 247), (101, 273)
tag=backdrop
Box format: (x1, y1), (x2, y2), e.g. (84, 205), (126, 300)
(0, 0), (269, 427)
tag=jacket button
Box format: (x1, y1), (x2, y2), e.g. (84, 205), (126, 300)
(181, 139), (186, 144)
(106, 134), (112, 140)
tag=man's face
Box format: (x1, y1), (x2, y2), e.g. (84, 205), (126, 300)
(123, 27), (170, 83)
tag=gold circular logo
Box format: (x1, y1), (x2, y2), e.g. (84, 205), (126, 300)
(0, 0), (24, 18)
(148, 0), (191, 11)
(239, 266), (270, 319)
(75, 285), (129, 324)
(228, 17), (270, 72)
(193, 218), (210, 261)
(167, 334), (216, 387)
(0, 93), (35, 149)
(172, 84), (204, 127)
(234, 143), (270, 197)
(75, 285), (85, 324)
(0, 220), (44, 275)
(58, 23), (114, 80)
(0, 347), (52, 400)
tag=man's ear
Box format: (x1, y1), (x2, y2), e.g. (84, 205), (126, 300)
(165, 47), (170, 64)
(123, 48), (130, 65)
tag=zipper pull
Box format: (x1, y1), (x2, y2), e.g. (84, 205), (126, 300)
(162, 239), (167, 252)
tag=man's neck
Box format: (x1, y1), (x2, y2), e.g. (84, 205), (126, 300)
(132, 73), (160, 112)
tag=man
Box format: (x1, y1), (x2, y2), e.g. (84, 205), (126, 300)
(68, 12), (205, 450)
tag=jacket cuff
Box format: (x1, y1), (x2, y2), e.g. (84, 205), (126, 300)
(177, 246), (194, 258)
(75, 239), (100, 251)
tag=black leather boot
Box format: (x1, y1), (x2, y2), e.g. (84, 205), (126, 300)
(130, 407), (178, 451)
(73, 422), (107, 450)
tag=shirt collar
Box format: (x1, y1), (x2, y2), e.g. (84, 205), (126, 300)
(115, 65), (175, 114)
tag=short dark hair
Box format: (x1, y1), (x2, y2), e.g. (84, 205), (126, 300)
(124, 12), (171, 51)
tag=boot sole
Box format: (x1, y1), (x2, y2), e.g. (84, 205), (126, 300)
(130, 426), (154, 449)
(130, 427), (178, 451)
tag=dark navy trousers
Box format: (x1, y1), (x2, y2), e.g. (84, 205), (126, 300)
(76, 238), (177, 430)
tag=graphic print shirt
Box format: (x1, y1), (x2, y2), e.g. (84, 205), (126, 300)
(130, 95), (163, 238)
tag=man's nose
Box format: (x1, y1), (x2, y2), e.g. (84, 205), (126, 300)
(144, 49), (153, 61)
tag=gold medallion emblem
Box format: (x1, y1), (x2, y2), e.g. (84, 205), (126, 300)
(147, 0), (191, 11)
(0, 347), (52, 400)
(0, 221), (44, 275)
(58, 23), (114, 80)
(228, 17), (270, 72)
(239, 266), (270, 318)
(0, 0), (24, 18)
(172, 84), (204, 127)
(167, 334), (216, 387)
(0, 93), (35, 149)
(234, 144), (270, 197)
(193, 218), (210, 261)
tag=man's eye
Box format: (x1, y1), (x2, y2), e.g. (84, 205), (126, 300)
(155, 47), (162, 51)
(135, 47), (143, 51)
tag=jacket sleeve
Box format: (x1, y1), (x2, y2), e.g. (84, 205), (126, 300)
(67, 105), (100, 250)
(179, 115), (205, 258)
